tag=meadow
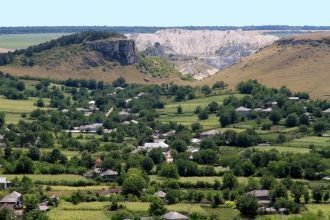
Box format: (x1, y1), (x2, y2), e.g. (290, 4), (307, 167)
(158, 94), (243, 129)
(0, 33), (66, 50)
(0, 95), (51, 124)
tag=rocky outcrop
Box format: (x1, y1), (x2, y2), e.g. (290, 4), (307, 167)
(88, 39), (138, 65)
(128, 29), (278, 79)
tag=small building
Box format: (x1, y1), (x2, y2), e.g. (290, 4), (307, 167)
(164, 151), (173, 163)
(322, 108), (330, 115)
(200, 129), (220, 138)
(186, 146), (200, 154)
(235, 106), (252, 116)
(191, 138), (201, 144)
(97, 188), (122, 196)
(162, 130), (176, 138)
(154, 190), (166, 199)
(100, 169), (119, 181)
(0, 177), (11, 190)
(38, 201), (49, 212)
(141, 141), (169, 151)
(162, 211), (188, 220)
(0, 191), (23, 211)
(88, 100), (96, 106)
(288, 97), (299, 101)
(60, 109), (69, 114)
(246, 190), (271, 207)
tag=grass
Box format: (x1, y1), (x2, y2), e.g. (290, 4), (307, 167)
(0, 96), (51, 124)
(149, 175), (252, 184)
(158, 94), (243, 130)
(306, 204), (330, 214)
(0, 33), (66, 50)
(252, 145), (310, 154)
(48, 201), (239, 220)
(45, 185), (111, 196)
(3, 174), (88, 182)
(286, 136), (330, 149)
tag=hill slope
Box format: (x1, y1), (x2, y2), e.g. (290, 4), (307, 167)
(198, 32), (330, 99)
(0, 32), (183, 84)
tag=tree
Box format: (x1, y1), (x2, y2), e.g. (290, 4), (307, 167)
(199, 138), (216, 150)
(271, 183), (288, 202)
(207, 102), (219, 113)
(24, 193), (39, 211)
(211, 193), (224, 208)
(0, 112), (5, 128)
(222, 172), (238, 189)
(15, 156), (34, 173)
(158, 164), (179, 179)
(36, 98), (45, 107)
(285, 113), (299, 127)
(112, 76), (126, 87)
(165, 190), (180, 204)
(191, 122), (203, 133)
(149, 198), (166, 216)
(176, 105), (183, 114)
(198, 109), (209, 120)
(291, 182), (306, 203)
(201, 85), (211, 95)
(122, 175), (146, 196)
(269, 110), (281, 125)
(171, 140), (188, 153)
(237, 195), (259, 217)
(260, 174), (276, 190)
(219, 112), (231, 127)
(149, 148), (164, 164)
(28, 147), (40, 161)
(212, 81), (226, 90)
(141, 157), (154, 173)
(312, 186), (323, 203)
(313, 121), (326, 134)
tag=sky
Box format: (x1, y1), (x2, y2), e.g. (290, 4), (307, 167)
(1, 0), (330, 27)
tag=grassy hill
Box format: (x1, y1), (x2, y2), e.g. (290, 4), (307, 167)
(198, 32), (330, 100)
(0, 31), (184, 85)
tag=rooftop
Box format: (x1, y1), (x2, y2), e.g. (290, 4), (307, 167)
(0, 191), (22, 203)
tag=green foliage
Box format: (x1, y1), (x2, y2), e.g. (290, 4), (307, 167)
(139, 56), (179, 77)
(237, 194), (259, 217)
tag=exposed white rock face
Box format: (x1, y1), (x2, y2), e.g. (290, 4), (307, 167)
(129, 29), (277, 56)
(128, 29), (279, 79)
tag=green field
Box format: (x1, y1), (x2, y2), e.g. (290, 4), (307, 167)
(150, 175), (252, 184)
(286, 136), (330, 149)
(48, 201), (240, 220)
(158, 94), (242, 130)
(252, 145), (310, 154)
(3, 174), (89, 182)
(0, 33), (66, 50)
(0, 96), (52, 124)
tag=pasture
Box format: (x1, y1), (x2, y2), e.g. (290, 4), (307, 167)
(0, 33), (66, 50)
(286, 136), (330, 149)
(158, 94), (242, 130)
(0, 96), (51, 124)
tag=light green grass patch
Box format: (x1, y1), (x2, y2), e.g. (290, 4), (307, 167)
(3, 174), (88, 182)
(0, 33), (67, 50)
(252, 145), (310, 154)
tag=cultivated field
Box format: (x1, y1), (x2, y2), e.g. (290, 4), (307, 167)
(0, 33), (66, 50)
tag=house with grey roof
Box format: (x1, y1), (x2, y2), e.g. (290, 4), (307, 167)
(100, 169), (119, 181)
(200, 129), (220, 138)
(154, 190), (166, 199)
(0, 191), (23, 210)
(162, 211), (188, 220)
(246, 190), (271, 206)
(235, 106), (252, 116)
(322, 108), (330, 115)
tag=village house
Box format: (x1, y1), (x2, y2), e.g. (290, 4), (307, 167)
(0, 191), (23, 211)
(288, 97), (300, 101)
(154, 190), (166, 199)
(99, 169), (119, 181)
(186, 146), (200, 154)
(68, 123), (103, 133)
(245, 190), (271, 207)
(191, 138), (201, 144)
(235, 106), (252, 116)
(139, 140), (169, 151)
(162, 211), (188, 220)
(0, 177), (11, 190)
(322, 108), (330, 115)
(200, 129), (220, 138)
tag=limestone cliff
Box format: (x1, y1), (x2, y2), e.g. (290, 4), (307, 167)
(88, 39), (138, 65)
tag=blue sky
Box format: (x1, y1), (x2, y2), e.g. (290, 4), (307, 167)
(1, 0), (330, 26)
